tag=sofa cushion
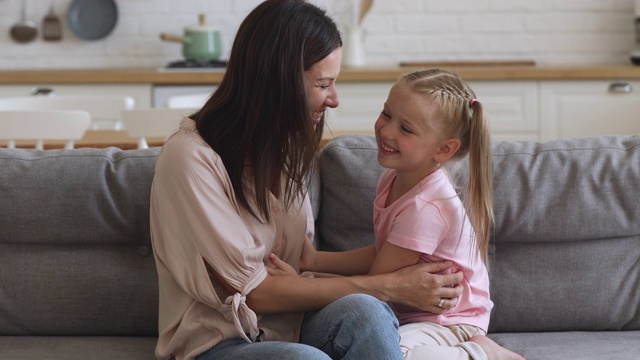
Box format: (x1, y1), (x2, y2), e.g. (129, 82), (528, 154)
(0, 148), (160, 336)
(0, 336), (157, 360)
(491, 136), (640, 244)
(0, 147), (160, 247)
(489, 331), (640, 360)
(488, 136), (640, 333)
(317, 134), (384, 251)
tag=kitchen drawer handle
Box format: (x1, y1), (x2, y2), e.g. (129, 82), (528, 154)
(608, 82), (633, 94)
(31, 87), (55, 96)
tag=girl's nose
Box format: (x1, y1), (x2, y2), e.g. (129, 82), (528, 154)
(379, 121), (394, 139)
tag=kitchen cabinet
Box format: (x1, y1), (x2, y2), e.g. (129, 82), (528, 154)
(1, 66), (640, 142)
(152, 85), (216, 108)
(539, 80), (640, 141)
(326, 81), (539, 141)
(469, 81), (538, 141)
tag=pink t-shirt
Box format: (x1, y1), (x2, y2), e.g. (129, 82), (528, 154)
(373, 168), (492, 331)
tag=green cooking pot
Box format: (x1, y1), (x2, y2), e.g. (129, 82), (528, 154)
(160, 14), (222, 61)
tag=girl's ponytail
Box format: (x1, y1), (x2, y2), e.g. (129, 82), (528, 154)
(465, 99), (493, 263)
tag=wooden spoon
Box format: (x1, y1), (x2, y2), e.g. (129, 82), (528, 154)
(10, 0), (38, 43)
(358, 0), (374, 26)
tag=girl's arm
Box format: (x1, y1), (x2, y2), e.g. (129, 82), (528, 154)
(300, 237), (377, 276)
(368, 242), (423, 275)
(299, 237), (423, 277)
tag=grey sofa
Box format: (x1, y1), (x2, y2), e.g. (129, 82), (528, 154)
(1, 133), (639, 359)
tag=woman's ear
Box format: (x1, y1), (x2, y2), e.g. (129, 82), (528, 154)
(435, 138), (461, 163)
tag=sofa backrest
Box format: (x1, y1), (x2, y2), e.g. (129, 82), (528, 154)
(0, 147), (160, 336)
(317, 134), (640, 333)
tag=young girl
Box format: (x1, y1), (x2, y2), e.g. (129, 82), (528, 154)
(286, 69), (524, 360)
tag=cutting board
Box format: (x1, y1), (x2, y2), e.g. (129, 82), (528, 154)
(399, 60), (536, 67)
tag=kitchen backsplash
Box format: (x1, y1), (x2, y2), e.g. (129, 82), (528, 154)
(0, 0), (635, 69)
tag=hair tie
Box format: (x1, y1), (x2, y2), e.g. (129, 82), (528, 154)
(470, 98), (477, 107)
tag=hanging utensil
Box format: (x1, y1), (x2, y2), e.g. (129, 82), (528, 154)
(68, 0), (118, 41)
(42, 2), (62, 41)
(10, 0), (38, 43)
(358, 0), (374, 26)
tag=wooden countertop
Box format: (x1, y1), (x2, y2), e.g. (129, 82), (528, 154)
(2, 64), (640, 85)
(2, 130), (165, 150)
(2, 129), (367, 150)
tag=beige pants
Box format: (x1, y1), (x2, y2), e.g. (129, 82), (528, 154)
(399, 322), (487, 360)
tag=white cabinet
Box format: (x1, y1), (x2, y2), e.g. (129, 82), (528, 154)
(469, 81), (538, 141)
(152, 85), (216, 108)
(327, 80), (538, 141)
(539, 80), (640, 141)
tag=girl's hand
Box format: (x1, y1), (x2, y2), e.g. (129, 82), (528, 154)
(299, 237), (317, 272)
(266, 253), (299, 277)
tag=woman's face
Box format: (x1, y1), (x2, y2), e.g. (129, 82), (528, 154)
(305, 47), (342, 127)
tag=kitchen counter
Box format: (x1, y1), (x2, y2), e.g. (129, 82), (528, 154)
(1, 129), (359, 150)
(1, 130), (165, 150)
(2, 64), (640, 85)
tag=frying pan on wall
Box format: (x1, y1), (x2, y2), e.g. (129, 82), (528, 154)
(68, 0), (118, 40)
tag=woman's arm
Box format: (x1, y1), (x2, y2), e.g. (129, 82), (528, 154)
(242, 254), (463, 315)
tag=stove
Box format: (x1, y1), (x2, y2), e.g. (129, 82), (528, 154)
(155, 59), (225, 107)
(166, 59), (227, 68)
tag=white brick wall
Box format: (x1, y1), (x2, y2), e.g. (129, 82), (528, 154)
(0, 0), (636, 69)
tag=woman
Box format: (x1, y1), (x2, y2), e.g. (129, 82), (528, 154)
(150, 1), (463, 359)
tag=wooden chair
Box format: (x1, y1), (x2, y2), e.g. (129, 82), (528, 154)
(0, 110), (91, 150)
(121, 108), (196, 149)
(0, 95), (135, 130)
(165, 93), (209, 109)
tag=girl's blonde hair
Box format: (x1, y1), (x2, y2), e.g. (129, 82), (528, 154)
(402, 69), (493, 263)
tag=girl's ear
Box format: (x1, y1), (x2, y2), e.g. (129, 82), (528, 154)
(435, 138), (461, 163)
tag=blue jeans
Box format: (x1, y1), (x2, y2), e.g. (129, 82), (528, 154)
(196, 294), (403, 360)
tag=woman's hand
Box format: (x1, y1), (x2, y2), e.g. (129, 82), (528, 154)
(266, 253), (299, 277)
(383, 261), (463, 314)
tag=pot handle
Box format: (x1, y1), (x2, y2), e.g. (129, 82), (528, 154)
(160, 33), (184, 42)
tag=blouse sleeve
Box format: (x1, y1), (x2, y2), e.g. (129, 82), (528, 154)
(150, 135), (266, 342)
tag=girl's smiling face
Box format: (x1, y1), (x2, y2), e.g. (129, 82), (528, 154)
(305, 48), (341, 127)
(375, 82), (447, 185)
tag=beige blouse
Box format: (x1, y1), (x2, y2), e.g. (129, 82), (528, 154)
(150, 118), (313, 360)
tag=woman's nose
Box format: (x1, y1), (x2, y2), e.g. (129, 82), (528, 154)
(326, 89), (339, 108)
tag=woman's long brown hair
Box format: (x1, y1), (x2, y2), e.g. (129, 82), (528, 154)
(193, 0), (341, 221)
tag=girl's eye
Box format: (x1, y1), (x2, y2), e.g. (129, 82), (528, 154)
(380, 110), (390, 118)
(401, 126), (413, 133)
(317, 84), (330, 90)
